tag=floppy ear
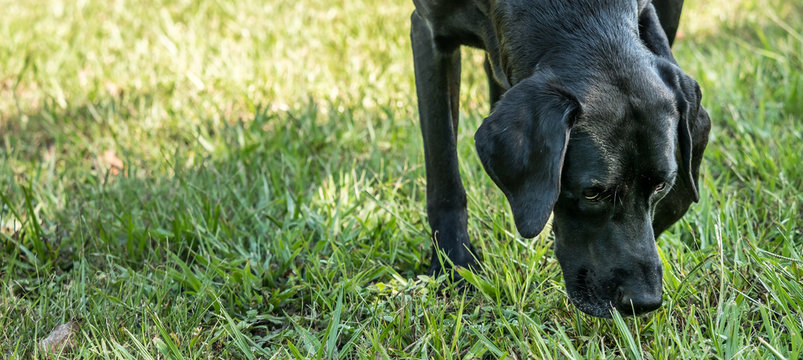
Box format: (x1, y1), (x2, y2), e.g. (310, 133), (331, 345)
(653, 61), (711, 234)
(474, 73), (579, 238)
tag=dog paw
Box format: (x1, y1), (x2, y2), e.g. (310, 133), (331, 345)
(427, 241), (480, 277)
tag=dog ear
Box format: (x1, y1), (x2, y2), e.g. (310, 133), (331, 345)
(653, 61), (711, 234)
(474, 73), (579, 238)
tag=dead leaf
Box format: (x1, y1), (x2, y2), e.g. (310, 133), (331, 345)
(40, 321), (79, 354)
(105, 81), (122, 98)
(101, 149), (124, 175)
(77, 67), (92, 87)
(1, 218), (22, 236)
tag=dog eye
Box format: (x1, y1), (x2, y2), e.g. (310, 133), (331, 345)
(654, 183), (666, 192)
(582, 189), (602, 202)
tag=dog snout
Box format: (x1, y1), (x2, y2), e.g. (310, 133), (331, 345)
(614, 261), (663, 315)
(616, 286), (663, 315)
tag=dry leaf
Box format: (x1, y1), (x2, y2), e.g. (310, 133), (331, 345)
(1, 218), (22, 236)
(102, 149), (124, 175)
(78, 67), (92, 87)
(40, 321), (79, 354)
(105, 81), (122, 98)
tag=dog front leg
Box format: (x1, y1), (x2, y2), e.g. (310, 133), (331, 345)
(483, 53), (504, 111)
(650, 0), (684, 46)
(411, 11), (478, 276)
(639, 3), (676, 61)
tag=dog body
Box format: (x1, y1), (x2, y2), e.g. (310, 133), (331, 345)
(411, 0), (710, 317)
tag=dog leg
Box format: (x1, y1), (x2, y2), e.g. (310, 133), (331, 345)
(639, 3), (675, 61)
(483, 54), (504, 111)
(650, 0), (684, 46)
(411, 11), (478, 275)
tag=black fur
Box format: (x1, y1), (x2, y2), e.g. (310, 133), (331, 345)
(411, 0), (710, 317)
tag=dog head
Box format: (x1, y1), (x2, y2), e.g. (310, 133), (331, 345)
(474, 59), (710, 317)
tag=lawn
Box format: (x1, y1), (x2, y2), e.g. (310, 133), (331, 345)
(1, 0), (801, 358)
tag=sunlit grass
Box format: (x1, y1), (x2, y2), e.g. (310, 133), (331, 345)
(1, 0), (801, 358)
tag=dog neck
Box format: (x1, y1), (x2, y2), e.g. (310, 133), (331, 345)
(488, 0), (649, 89)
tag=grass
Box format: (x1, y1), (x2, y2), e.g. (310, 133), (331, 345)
(0, 0), (801, 358)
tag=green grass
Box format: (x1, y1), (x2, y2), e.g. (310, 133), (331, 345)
(1, 0), (801, 358)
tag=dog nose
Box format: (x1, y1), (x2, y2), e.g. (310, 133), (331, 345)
(616, 288), (663, 315)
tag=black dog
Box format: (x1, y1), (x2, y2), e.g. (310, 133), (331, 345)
(411, 0), (710, 317)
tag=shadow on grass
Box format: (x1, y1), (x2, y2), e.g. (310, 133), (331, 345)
(1, 1), (801, 356)
(1, 93), (432, 337)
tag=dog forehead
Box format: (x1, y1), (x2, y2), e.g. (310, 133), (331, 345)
(575, 76), (676, 144)
(565, 124), (623, 186)
(567, 95), (677, 185)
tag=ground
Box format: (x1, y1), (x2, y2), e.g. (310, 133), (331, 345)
(0, 0), (801, 358)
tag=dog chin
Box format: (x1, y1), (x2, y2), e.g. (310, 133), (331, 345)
(567, 291), (615, 318)
(565, 273), (617, 317)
